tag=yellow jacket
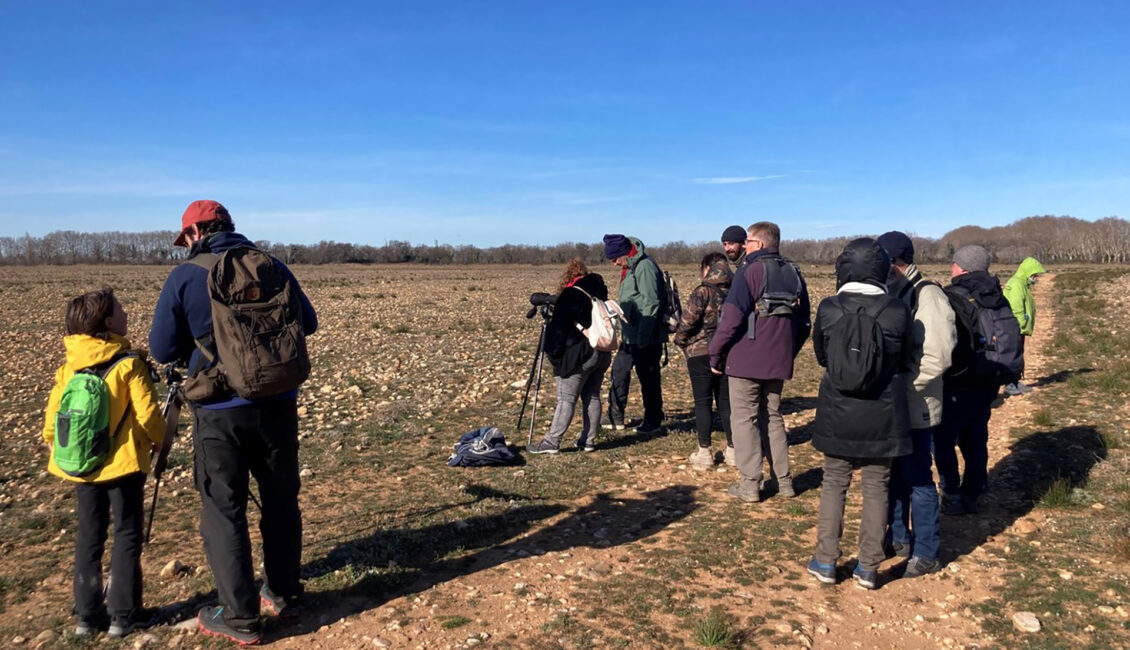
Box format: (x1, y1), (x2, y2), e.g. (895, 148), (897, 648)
(43, 334), (166, 483)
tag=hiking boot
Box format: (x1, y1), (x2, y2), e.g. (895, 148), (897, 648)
(260, 586), (301, 619)
(883, 539), (911, 559)
(961, 495), (980, 514)
(722, 446), (736, 467)
(852, 564), (879, 590)
(1004, 383), (1022, 396)
(806, 558), (836, 584)
(635, 422), (664, 436)
(902, 556), (941, 578)
(197, 606), (262, 646)
(688, 447), (714, 469)
(777, 476), (796, 498)
(108, 609), (161, 638)
(940, 494), (965, 516)
(1017, 381), (1033, 394)
(727, 482), (760, 503)
(527, 439), (559, 455)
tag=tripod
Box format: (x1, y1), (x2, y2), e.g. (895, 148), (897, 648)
(516, 304), (552, 446)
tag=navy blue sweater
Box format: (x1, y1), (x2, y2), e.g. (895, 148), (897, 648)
(149, 232), (318, 409)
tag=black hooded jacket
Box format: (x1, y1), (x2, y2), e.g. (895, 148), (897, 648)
(545, 273), (609, 377)
(812, 239), (913, 458)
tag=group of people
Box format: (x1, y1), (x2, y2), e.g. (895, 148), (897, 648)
(43, 201), (317, 644)
(529, 223), (1043, 589)
(41, 201), (1047, 646)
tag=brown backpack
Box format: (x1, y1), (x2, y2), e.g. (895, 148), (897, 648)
(181, 247), (311, 401)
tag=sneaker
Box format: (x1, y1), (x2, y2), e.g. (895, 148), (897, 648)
(902, 556), (941, 578)
(883, 539), (911, 559)
(722, 446), (736, 467)
(806, 558), (836, 584)
(602, 417), (625, 431)
(75, 615), (106, 637)
(1017, 381), (1033, 394)
(527, 439), (560, 455)
(688, 447), (714, 469)
(777, 476), (796, 498)
(852, 564), (879, 590)
(635, 422), (664, 436)
(727, 483), (760, 503)
(576, 440), (596, 453)
(1004, 383), (1022, 396)
(197, 605), (262, 646)
(940, 494), (965, 516)
(108, 609), (161, 638)
(260, 586), (301, 619)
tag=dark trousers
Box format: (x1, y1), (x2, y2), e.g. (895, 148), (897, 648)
(934, 387), (997, 502)
(686, 354), (732, 448)
(194, 400), (303, 628)
(886, 427), (941, 561)
(607, 341), (664, 427)
(74, 472), (146, 621)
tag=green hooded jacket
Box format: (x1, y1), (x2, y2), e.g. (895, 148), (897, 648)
(617, 236), (665, 346)
(1003, 257), (1046, 336)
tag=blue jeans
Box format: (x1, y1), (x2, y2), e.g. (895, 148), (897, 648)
(887, 427), (940, 561)
(933, 387), (997, 502)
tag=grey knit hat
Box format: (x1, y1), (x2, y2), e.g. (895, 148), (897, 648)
(953, 245), (991, 273)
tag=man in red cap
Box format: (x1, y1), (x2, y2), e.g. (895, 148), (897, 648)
(150, 200), (317, 644)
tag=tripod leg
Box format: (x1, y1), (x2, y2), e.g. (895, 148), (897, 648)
(516, 327), (543, 432)
(528, 321), (548, 446)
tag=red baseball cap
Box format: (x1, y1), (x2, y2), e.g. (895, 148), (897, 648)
(175, 200), (231, 247)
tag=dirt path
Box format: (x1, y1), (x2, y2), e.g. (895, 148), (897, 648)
(252, 277), (1058, 649)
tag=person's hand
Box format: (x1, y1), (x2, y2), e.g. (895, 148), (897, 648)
(710, 367), (723, 375)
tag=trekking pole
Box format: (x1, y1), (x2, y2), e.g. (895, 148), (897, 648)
(146, 366), (183, 544)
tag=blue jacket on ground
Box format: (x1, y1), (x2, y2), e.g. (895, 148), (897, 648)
(149, 232), (318, 409)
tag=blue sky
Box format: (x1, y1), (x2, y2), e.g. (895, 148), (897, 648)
(1, 1), (1128, 246)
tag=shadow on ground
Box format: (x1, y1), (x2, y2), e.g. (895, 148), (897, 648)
(938, 425), (1106, 563)
(261, 484), (700, 641)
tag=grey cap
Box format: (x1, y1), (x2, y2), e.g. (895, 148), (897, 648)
(953, 245), (991, 273)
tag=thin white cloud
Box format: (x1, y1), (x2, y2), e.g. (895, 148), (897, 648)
(692, 175), (787, 185)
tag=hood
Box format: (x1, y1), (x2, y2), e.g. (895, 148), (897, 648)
(1015, 257), (1046, 281)
(625, 236), (647, 269)
(189, 231), (255, 257)
(953, 270), (1010, 309)
(834, 238), (890, 289)
(703, 258), (734, 288)
(64, 333), (135, 369)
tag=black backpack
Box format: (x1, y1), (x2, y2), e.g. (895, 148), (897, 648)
(661, 270), (682, 334)
(823, 299), (891, 396)
(944, 283), (1024, 386)
(746, 255), (804, 340)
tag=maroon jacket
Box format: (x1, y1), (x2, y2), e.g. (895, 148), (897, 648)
(708, 248), (812, 381)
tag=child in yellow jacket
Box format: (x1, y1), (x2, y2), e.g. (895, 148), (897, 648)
(42, 287), (165, 638)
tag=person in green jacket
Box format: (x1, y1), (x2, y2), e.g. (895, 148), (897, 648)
(1002, 257), (1046, 395)
(603, 234), (666, 435)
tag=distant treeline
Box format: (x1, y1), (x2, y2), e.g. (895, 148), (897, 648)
(2, 215), (1129, 266)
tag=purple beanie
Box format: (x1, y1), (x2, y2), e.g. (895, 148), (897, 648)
(603, 234), (632, 260)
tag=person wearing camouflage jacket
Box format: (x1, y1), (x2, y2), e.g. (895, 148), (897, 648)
(674, 253), (734, 467)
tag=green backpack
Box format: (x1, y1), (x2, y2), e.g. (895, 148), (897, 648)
(53, 353), (135, 477)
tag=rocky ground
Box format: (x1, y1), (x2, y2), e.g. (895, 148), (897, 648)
(0, 263), (1126, 649)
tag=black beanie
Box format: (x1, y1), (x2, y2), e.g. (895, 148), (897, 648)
(721, 225), (747, 244)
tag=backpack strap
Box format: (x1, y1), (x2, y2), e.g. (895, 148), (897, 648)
(84, 351), (138, 439)
(182, 252), (220, 364)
